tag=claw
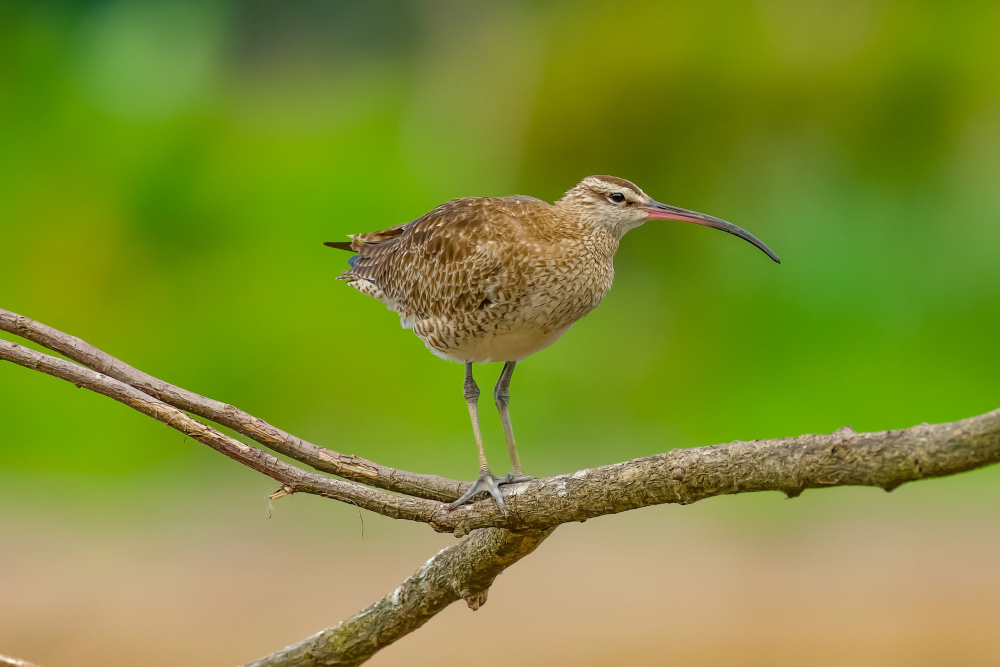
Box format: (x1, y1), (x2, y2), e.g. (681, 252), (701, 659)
(449, 470), (511, 516)
(449, 471), (536, 516)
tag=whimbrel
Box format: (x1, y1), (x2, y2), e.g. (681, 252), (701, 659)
(326, 176), (779, 514)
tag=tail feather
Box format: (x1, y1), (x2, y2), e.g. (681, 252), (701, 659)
(324, 240), (360, 276)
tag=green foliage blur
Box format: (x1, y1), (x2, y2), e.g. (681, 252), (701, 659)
(2, 0), (999, 500)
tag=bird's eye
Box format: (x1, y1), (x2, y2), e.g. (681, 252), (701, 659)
(609, 192), (626, 204)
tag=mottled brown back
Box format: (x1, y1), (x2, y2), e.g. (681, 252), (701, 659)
(337, 195), (550, 320)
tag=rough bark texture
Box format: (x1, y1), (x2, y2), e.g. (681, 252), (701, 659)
(427, 414), (1000, 533)
(246, 527), (553, 667)
(3, 306), (999, 667)
(0, 308), (464, 502)
(10, 333), (996, 539)
(0, 339), (442, 523)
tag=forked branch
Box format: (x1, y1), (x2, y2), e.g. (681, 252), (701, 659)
(0, 338), (443, 523)
(0, 309), (464, 503)
(2, 315), (997, 535)
(2, 307), (998, 666)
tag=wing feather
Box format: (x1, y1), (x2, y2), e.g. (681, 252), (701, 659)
(337, 196), (547, 318)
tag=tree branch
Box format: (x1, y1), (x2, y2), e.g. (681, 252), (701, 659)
(3, 308), (999, 667)
(0, 339), (444, 523)
(246, 527), (553, 667)
(3, 309), (998, 538)
(429, 411), (1000, 533)
(0, 308), (464, 502)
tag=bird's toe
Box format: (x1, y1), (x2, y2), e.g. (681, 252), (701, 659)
(449, 471), (509, 517)
(502, 473), (535, 484)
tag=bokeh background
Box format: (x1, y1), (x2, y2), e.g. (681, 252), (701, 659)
(2, 1), (1000, 664)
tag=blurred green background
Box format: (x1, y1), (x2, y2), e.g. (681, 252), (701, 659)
(2, 1), (999, 665)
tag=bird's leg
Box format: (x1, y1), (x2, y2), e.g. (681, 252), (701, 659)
(463, 362), (489, 474)
(494, 361), (534, 484)
(449, 362), (509, 515)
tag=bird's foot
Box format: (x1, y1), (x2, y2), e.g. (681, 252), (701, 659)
(450, 470), (533, 516)
(450, 471), (507, 515)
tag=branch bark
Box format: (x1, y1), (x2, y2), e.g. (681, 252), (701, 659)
(0, 308), (465, 503)
(246, 527), (553, 667)
(428, 411), (1000, 533)
(2, 307), (998, 666)
(5, 330), (996, 536)
(0, 339), (443, 523)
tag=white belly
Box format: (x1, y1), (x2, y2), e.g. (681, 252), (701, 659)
(354, 276), (597, 364)
(419, 319), (572, 363)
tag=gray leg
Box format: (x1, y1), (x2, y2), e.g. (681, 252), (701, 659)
(450, 363), (508, 515)
(494, 361), (534, 483)
(464, 362), (489, 476)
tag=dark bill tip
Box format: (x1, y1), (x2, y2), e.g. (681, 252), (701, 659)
(643, 200), (780, 264)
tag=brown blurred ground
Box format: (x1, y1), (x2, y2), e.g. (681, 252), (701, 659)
(2, 477), (999, 667)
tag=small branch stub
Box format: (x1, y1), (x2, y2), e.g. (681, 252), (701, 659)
(464, 591), (488, 611)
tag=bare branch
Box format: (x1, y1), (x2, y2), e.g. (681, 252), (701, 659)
(431, 412), (1000, 533)
(246, 527), (553, 667)
(0, 339), (445, 523)
(5, 308), (999, 667)
(242, 409), (1000, 664)
(3, 315), (999, 537)
(0, 308), (464, 502)
(285, 407), (997, 535)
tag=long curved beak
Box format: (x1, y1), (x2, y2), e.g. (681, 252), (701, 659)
(643, 200), (780, 264)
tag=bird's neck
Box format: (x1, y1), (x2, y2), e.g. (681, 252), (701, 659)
(550, 200), (623, 258)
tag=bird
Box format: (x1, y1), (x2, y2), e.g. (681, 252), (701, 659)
(325, 175), (779, 515)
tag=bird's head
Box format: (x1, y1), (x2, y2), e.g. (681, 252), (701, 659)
(558, 175), (780, 263)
